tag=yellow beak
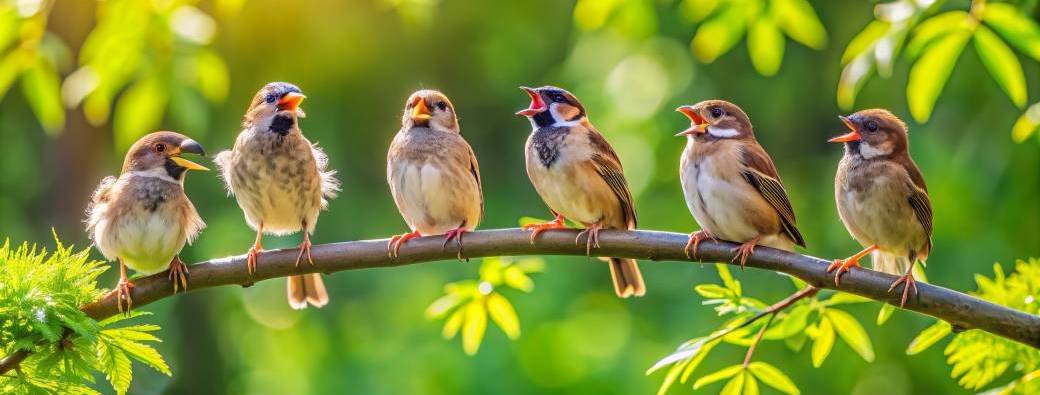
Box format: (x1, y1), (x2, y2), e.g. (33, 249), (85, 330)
(170, 156), (209, 171)
(412, 97), (432, 122)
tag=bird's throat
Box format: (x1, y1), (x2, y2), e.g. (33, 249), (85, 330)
(270, 114), (295, 135)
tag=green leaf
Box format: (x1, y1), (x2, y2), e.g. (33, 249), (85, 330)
(841, 20), (890, 65)
(442, 308), (464, 339)
(691, 5), (746, 63)
(425, 293), (463, 320)
(825, 309), (875, 362)
(877, 303), (896, 325)
(906, 321), (951, 355)
(486, 292), (520, 339)
(765, 305), (810, 339)
(719, 370), (747, 395)
(517, 216), (546, 227)
(741, 371), (759, 395)
(479, 258), (504, 285)
(461, 300), (487, 355)
(694, 364), (744, 390)
(21, 57), (64, 134)
(114, 75), (168, 151)
(679, 0), (719, 23)
(982, 3), (1040, 61)
(656, 358), (689, 395)
(113, 338), (171, 376)
(811, 316), (835, 367)
(747, 18), (785, 76)
(907, 30), (970, 122)
(572, 0), (621, 31)
(748, 362), (800, 395)
(973, 25), (1027, 107)
(823, 292), (871, 306)
(695, 284), (730, 299)
(1012, 102), (1040, 142)
(648, 337), (708, 375)
(97, 341), (132, 395)
(773, 0), (827, 49)
(680, 338), (719, 382)
(905, 11), (970, 59)
(716, 263), (739, 295)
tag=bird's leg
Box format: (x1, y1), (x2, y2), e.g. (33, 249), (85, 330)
(114, 258), (134, 315)
(167, 255), (189, 294)
(888, 259), (919, 308)
(574, 221), (604, 256)
(247, 222), (264, 275)
(731, 236), (761, 271)
(827, 244), (877, 286)
(442, 223), (470, 261)
(388, 230), (422, 258)
(523, 212), (568, 243)
(295, 231), (314, 267)
(683, 230), (718, 259)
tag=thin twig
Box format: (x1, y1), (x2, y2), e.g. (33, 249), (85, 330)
(743, 313), (776, 368)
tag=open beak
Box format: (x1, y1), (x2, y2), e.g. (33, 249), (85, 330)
(675, 106), (707, 136)
(412, 97), (432, 122)
(829, 115), (861, 143)
(170, 139), (209, 171)
(516, 87), (547, 117)
(277, 92), (306, 112)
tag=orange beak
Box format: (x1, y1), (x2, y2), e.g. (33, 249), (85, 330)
(675, 106), (707, 136)
(412, 97), (432, 122)
(829, 116), (862, 143)
(277, 92), (306, 112)
(516, 87), (547, 117)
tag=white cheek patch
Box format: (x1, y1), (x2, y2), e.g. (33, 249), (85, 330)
(859, 142), (891, 158)
(707, 126), (740, 138)
(549, 103), (581, 127)
(128, 168), (179, 184)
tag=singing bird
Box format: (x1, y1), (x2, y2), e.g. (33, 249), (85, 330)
(675, 100), (805, 268)
(215, 82), (340, 309)
(386, 90), (483, 257)
(828, 109), (932, 307)
(86, 132), (208, 312)
(516, 86), (645, 298)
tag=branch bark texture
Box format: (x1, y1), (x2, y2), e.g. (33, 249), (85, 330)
(4, 228), (1039, 374)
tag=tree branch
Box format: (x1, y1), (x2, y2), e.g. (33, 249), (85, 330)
(3, 228), (1039, 374)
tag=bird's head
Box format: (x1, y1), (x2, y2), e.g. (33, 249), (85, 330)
(402, 90), (458, 133)
(516, 86), (587, 128)
(829, 109), (908, 159)
(675, 100), (752, 140)
(122, 131), (208, 180)
(243, 82), (306, 135)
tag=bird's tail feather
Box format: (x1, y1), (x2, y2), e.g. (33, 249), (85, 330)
(608, 258), (646, 298)
(871, 250), (911, 276)
(287, 273), (329, 310)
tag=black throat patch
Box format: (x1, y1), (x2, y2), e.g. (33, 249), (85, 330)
(530, 126), (569, 167)
(532, 111), (556, 128)
(270, 114), (294, 135)
(163, 158), (187, 181)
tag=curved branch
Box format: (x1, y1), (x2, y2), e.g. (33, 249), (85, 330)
(3, 228), (1039, 374)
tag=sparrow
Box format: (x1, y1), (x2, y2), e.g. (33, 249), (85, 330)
(215, 82), (340, 309)
(386, 90), (483, 257)
(828, 109), (932, 307)
(675, 100), (805, 269)
(86, 131), (208, 313)
(516, 86), (646, 298)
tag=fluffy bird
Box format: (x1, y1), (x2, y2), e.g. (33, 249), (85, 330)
(517, 86), (645, 298)
(86, 131), (208, 312)
(386, 90), (483, 257)
(675, 100), (805, 268)
(215, 82), (339, 310)
(829, 109), (932, 307)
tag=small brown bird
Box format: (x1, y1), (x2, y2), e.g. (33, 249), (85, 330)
(675, 100), (805, 268)
(86, 131), (208, 312)
(828, 109), (932, 307)
(516, 86), (645, 298)
(386, 90), (483, 257)
(215, 82), (339, 309)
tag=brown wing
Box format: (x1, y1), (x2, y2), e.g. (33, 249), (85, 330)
(466, 142), (485, 221)
(739, 144), (805, 247)
(586, 128), (637, 229)
(903, 159), (933, 258)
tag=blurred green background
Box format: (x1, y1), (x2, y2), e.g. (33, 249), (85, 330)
(1, 0), (1039, 393)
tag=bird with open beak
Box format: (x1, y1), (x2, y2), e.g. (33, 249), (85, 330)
(215, 82), (340, 309)
(386, 90), (484, 257)
(516, 86), (646, 298)
(829, 109), (932, 307)
(674, 100), (805, 268)
(86, 131), (208, 312)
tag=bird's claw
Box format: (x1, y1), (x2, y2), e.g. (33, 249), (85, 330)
(168, 257), (189, 294)
(114, 280), (135, 315)
(295, 238), (314, 267)
(683, 230), (716, 259)
(523, 214), (567, 243)
(575, 222), (603, 256)
(246, 243), (263, 275)
(731, 237), (760, 271)
(388, 230), (421, 258)
(442, 227), (469, 261)
(888, 273), (918, 308)
(827, 258), (862, 287)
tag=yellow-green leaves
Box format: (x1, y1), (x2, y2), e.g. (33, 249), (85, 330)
(95, 312), (171, 395)
(981, 3), (1040, 61)
(810, 314), (835, 367)
(687, 0), (826, 75)
(20, 56), (64, 134)
(906, 321), (951, 355)
(1012, 102), (1040, 143)
(693, 364), (744, 390)
(825, 309), (875, 362)
(907, 29), (970, 122)
(747, 362), (800, 395)
(426, 257), (543, 355)
(974, 25), (1027, 108)
(695, 364), (798, 395)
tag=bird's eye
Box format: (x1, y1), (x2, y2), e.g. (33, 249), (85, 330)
(552, 94), (566, 103)
(710, 107), (724, 118)
(154, 143), (166, 153)
(265, 94), (276, 104)
(866, 121), (879, 132)
(436, 101), (448, 111)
